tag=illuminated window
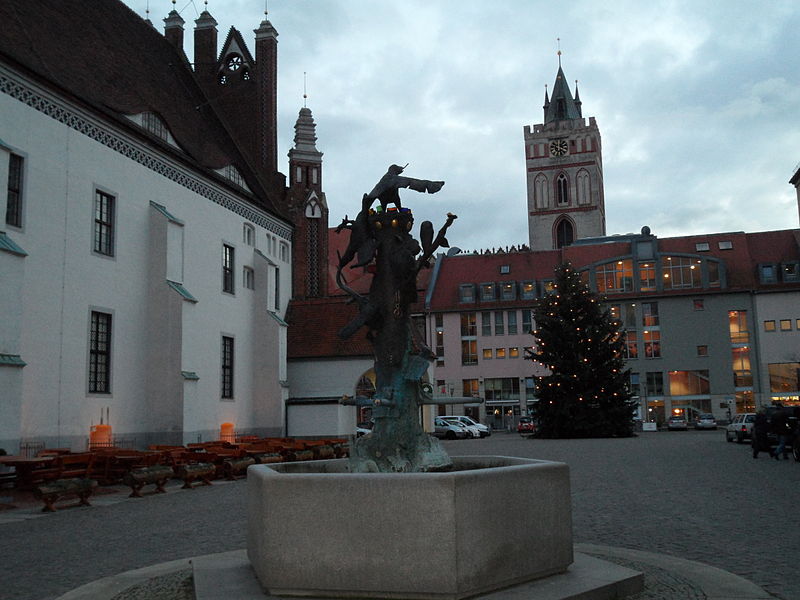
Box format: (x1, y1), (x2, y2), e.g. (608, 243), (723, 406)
(638, 262), (656, 291)
(643, 330), (661, 358)
(482, 348), (493, 360)
(661, 256), (702, 289)
(495, 348), (506, 359)
(729, 311), (749, 344)
(780, 319), (792, 331)
(509, 347), (520, 358)
(480, 283), (496, 301)
(668, 370), (710, 395)
(520, 281), (536, 300)
(596, 260), (633, 293)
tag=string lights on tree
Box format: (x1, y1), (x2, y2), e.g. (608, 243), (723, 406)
(526, 261), (636, 438)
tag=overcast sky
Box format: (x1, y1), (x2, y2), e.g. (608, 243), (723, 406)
(130, 0), (800, 252)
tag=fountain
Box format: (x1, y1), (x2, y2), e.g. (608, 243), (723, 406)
(247, 166), (637, 599)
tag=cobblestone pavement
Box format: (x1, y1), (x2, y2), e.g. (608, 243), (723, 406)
(0, 431), (796, 600)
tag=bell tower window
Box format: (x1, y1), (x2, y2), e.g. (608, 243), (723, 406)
(556, 173), (569, 206)
(555, 219), (574, 249)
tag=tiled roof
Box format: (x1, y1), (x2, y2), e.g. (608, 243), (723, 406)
(427, 251), (561, 311)
(286, 297), (373, 359)
(427, 229), (800, 311)
(0, 0), (286, 218)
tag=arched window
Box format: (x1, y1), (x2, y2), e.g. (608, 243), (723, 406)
(555, 218), (574, 249)
(534, 174), (549, 209)
(576, 170), (591, 205)
(556, 173), (569, 206)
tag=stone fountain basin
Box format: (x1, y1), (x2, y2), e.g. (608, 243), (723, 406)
(247, 455), (573, 600)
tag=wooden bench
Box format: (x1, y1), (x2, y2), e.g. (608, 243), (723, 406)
(34, 478), (97, 512)
(123, 465), (174, 497)
(250, 452), (283, 464)
(222, 456), (255, 480)
(175, 462), (215, 488)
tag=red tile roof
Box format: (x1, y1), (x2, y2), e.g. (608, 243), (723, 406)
(427, 229), (800, 311)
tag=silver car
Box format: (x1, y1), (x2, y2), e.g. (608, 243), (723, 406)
(442, 416), (491, 438)
(694, 413), (717, 430)
(433, 417), (468, 440)
(725, 413), (755, 443)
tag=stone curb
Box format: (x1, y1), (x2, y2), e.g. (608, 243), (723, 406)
(54, 544), (777, 600)
(575, 543), (777, 600)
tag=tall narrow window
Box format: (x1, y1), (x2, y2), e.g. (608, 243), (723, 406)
(507, 311), (517, 335)
(556, 173), (569, 206)
(494, 311), (504, 335)
(481, 312), (492, 336)
(274, 267), (280, 310)
(94, 190), (115, 256)
(243, 266), (255, 290)
(242, 223), (255, 246)
(89, 311), (112, 393)
(435, 313), (444, 365)
(221, 336), (234, 399)
(222, 244), (235, 293)
(576, 169), (590, 205)
(6, 154), (23, 227)
(728, 310), (749, 344)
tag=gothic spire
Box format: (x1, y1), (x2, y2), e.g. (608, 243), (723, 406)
(543, 65), (582, 123)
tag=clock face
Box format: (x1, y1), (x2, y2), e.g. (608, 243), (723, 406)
(226, 55), (243, 71)
(549, 139), (569, 157)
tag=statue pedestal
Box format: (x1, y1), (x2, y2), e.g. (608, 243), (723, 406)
(247, 456), (573, 600)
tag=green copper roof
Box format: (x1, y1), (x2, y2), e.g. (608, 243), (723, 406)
(544, 66), (582, 124)
(268, 311), (288, 327)
(150, 201), (184, 225)
(0, 231), (28, 256)
(0, 353), (26, 367)
(181, 371), (199, 380)
(167, 280), (198, 302)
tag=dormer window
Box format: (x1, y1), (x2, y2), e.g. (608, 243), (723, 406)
(142, 112), (168, 141)
(459, 284), (475, 303)
(217, 165), (250, 192)
(500, 282), (516, 301)
(480, 283), (496, 301)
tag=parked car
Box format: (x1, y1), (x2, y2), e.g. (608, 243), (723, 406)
(442, 416), (491, 438)
(666, 415), (688, 430)
(725, 413), (755, 443)
(693, 413), (717, 430)
(517, 416), (537, 436)
(433, 417), (469, 440)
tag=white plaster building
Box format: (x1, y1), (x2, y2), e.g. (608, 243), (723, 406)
(0, 1), (294, 451)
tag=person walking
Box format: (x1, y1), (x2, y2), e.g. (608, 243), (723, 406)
(752, 408), (772, 459)
(770, 405), (791, 460)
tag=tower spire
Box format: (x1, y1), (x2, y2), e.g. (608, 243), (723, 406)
(557, 37), (562, 67)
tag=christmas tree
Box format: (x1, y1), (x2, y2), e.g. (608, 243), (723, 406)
(528, 262), (636, 437)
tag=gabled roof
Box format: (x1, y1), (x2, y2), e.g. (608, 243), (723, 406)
(218, 27), (256, 67)
(544, 66), (582, 123)
(0, 0), (286, 219)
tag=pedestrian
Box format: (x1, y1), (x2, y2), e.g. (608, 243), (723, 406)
(752, 408), (772, 459)
(770, 405), (791, 460)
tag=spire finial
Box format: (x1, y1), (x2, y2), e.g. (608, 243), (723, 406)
(265, 0), (269, 16)
(145, 0), (150, 18)
(557, 37), (562, 67)
(303, 71), (308, 108)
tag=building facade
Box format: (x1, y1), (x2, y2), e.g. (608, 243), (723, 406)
(0, 1), (298, 450)
(425, 227), (800, 428)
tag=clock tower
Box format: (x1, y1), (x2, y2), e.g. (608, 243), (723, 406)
(524, 64), (605, 251)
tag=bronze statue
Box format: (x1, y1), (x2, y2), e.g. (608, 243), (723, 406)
(336, 165), (456, 472)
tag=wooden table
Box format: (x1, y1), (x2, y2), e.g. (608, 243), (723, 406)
(0, 455), (55, 489)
